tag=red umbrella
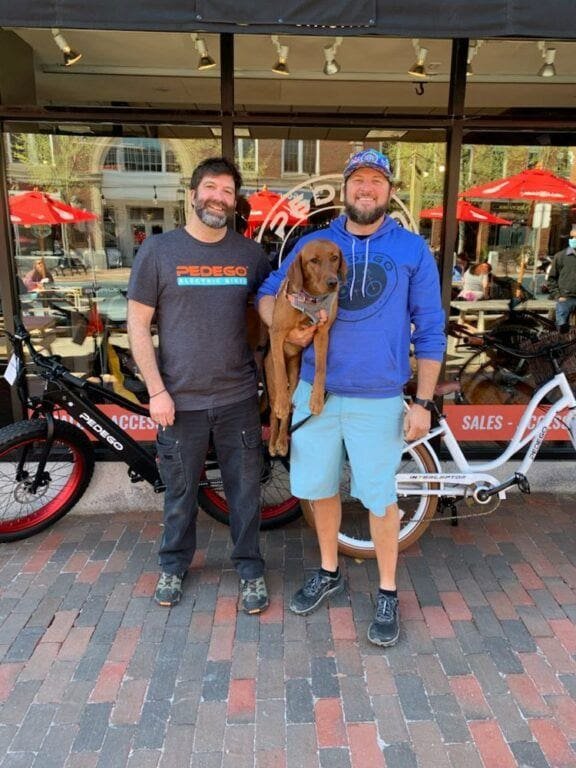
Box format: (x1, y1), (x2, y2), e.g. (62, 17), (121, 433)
(420, 199), (512, 225)
(9, 191), (98, 225)
(246, 188), (308, 236)
(460, 168), (576, 203)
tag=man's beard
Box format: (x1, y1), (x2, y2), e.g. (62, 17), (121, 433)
(345, 201), (387, 226)
(194, 198), (232, 229)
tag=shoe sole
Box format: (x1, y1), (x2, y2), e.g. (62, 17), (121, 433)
(154, 594), (181, 607)
(289, 579), (345, 615)
(366, 625), (400, 647)
(154, 571), (187, 607)
(243, 600), (270, 615)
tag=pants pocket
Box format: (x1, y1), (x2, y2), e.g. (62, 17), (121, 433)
(241, 425), (261, 449)
(156, 430), (187, 496)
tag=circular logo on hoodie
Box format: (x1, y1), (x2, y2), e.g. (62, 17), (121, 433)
(337, 249), (399, 321)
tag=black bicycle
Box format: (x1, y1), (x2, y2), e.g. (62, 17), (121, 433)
(0, 320), (300, 542)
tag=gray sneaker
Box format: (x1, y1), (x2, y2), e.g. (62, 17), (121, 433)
(289, 569), (344, 615)
(154, 571), (185, 607)
(240, 576), (269, 614)
(367, 593), (400, 647)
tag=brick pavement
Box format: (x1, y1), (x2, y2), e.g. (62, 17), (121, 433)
(0, 491), (575, 767)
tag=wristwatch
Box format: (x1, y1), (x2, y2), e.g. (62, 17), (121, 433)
(412, 396), (434, 411)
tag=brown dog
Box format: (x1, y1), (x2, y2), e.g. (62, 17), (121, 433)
(265, 238), (347, 456)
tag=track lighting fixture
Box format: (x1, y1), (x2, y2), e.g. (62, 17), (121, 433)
(271, 35), (290, 76)
(51, 28), (82, 67)
(191, 33), (216, 70)
(537, 41), (556, 78)
(323, 37), (343, 76)
(408, 39), (428, 78)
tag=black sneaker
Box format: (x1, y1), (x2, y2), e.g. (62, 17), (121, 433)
(240, 576), (269, 614)
(289, 569), (344, 615)
(154, 571), (185, 607)
(367, 592), (400, 647)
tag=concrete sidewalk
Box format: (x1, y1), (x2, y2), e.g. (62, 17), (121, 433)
(0, 492), (575, 767)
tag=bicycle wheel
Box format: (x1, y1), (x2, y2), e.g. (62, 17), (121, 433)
(0, 420), (95, 542)
(301, 443), (439, 558)
(198, 443), (301, 530)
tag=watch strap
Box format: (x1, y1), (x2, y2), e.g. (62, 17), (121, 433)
(412, 396), (434, 411)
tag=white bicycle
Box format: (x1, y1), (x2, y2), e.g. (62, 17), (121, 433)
(303, 330), (576, 558)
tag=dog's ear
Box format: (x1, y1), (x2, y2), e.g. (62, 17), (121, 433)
(286, 251), (304, 293)
(337, 250), (348, 282)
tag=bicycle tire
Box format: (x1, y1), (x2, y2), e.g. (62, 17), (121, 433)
(198, 447), (301, 530)
(0, 419), (94, 542)
(301, 442), (439, 558)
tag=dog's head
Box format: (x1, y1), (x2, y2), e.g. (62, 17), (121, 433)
(286, 239), (347, 296)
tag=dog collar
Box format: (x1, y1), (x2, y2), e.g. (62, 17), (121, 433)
(286, 290), (337, 324)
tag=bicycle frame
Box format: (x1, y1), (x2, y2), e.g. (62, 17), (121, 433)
(7, 324), (163, 492)
(398, 371), (576, 501)
(39, 380), (164, 490)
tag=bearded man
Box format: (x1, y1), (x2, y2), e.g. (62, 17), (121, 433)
(128, 157), (270, 613)
(258, 149), (446, 647)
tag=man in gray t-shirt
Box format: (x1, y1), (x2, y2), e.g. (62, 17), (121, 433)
(127, 157), (270, 613)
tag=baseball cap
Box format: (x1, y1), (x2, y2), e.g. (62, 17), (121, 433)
(343, 149), (394, 182)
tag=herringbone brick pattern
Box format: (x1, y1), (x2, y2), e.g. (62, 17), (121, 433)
(0, 492), (575, 767)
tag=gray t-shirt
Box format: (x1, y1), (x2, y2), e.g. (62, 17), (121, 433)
(127, 227), (270, 410)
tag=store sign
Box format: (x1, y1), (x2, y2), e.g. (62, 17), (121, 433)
(255, 173), (418, 263)
(444, 404), (570, 441)
(51, 403), (569, 443)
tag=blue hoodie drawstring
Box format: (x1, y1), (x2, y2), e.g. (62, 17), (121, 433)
(349, 236), (371, 300)
(349, 239), (356, 301)
(361, 237), (370, 298)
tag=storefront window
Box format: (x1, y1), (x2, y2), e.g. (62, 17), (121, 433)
(2, 126), (219, 410)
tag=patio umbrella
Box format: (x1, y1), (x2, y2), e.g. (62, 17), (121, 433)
(461, 168), (576, 293)
(420, 199), (512, 225)
(460, 168), (576, 203)
(10, 190), (99, 283)
(9, 190), (98, 225)
(246, 188), (308, 237)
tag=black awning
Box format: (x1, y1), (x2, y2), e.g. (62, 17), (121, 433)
(0, 0), (575, 38)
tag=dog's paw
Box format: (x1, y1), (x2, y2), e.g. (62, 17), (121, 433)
(275, 437), (289, 457)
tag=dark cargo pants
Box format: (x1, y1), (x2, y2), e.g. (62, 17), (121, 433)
(155, 395), (264, 580)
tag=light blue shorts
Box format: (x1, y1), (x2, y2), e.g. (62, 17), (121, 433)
(290, 380), (404, 515)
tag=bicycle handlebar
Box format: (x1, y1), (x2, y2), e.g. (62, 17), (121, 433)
(8, 317), (87, 389)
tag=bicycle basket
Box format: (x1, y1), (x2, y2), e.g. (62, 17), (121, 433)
(518, 328), (576, 385)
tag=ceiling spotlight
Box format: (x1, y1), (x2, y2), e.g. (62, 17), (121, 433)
(408, 39), (428, 78)
(271, 35), (290, 76)
(51, 28), (82, 67)
(537, 41), (556, 78)
(323, 36), (343, 76)
(191, 33), (216, 70)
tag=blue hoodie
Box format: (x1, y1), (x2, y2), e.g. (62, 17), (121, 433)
(256, 214), (446, 399)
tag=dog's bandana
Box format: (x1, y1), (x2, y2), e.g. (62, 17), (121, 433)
(285, 290), (337, 324)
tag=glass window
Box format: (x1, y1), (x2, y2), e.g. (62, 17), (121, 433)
(2, 125), (218, 404)
(124, 139), (163, 172)
(282, 140), (318, 176)
(165, 148), (181, 174)
(235, 138), (258, 176)
(102, 140), (181, 174)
